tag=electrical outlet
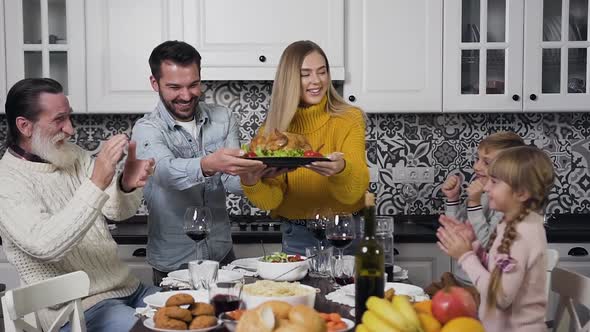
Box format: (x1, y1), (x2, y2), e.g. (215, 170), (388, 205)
(369, 167), (379, 182)
(392, 167), (434, 183)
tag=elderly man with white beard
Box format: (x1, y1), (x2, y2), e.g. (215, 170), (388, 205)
(0, 78), (159, 332)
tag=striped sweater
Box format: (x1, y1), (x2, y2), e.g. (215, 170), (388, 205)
(0, 146), (142, 330)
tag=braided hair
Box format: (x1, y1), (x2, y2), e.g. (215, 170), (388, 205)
(484, 146), (555, 310)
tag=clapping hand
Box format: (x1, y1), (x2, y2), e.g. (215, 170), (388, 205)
(437, 215), (474, 259)
(121, 141), (155, 192)
(91, 134), (130, 190)
(306, 152), (345, 176)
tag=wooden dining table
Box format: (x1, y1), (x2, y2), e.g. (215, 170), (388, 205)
(130, 276), (355, 332)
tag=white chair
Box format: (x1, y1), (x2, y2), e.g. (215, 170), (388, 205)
(1, 271), (90, 332)
(546, 249), (560, 321)
(551, 267), (590, 332)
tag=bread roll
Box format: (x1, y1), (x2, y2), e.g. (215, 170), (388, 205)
(236, 306), (275, 332)
(256, 301), (292, 320)
(274, 322), (308, 332)
(288, 305), (327, 332)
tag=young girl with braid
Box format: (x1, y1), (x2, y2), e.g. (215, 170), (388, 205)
(437, 146), (555, 332)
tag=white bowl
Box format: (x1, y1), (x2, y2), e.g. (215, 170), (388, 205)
(257, 257), (309, 281)
(242, 284), (317, 309)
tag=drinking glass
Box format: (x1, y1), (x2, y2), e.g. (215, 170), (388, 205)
(208, 279), (244, 316)
(184, 206), (212, 260)
(305, 245), (333, 278)
(307, 207), (332, 248)
(188, 260), (219, 290)
(325, 213), (356, 258)
(330, 255), (355, 288)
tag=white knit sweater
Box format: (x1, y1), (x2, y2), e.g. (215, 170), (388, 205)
(0, 147), (142, 330)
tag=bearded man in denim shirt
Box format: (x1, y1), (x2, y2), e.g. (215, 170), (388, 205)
(131, 41), (267, 285)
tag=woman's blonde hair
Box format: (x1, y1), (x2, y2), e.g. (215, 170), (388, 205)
(485, 146), (555, 310)
(479, 131), (525, 152)
(264, 40), (356, 133)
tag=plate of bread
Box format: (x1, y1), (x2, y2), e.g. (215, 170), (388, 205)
(143, 293), (220, 331)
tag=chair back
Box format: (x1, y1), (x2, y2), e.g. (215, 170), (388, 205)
(1, 271), (90, 332)
(551, 267), (590, 332)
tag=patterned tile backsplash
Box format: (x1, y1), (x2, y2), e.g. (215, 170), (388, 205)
(1, 81), (590, 216)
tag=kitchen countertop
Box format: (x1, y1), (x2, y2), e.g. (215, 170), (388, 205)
(2, 214), (587, 246)
(106, 214), (590, 245)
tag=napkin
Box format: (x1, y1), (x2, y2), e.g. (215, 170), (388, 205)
(135, 306), (156, 318)
(159, 277), (191, 290)
(221, 264), (258, 277)
(393, 269), (409, 281)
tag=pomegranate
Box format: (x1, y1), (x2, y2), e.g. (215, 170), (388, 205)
(431, 286), (477, 324)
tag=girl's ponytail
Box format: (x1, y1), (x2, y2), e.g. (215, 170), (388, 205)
(486, 208), (530, 310)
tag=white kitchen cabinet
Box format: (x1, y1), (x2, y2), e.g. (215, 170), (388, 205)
(445, 0), (590, 113)
(4, 0), (85, 113)
(85, 0), (180, 113)
(394, 243), (451, 289)
(183, 0), (344, 81)
(524, 0), (590, 111)
(86, 0), (344, 113)
(444, 0), (525, 112)
(343, 0), (442, 113)
(117, 245), (153, 286)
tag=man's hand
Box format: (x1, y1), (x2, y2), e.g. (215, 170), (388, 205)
(121, 141), (155, 192)
(466, 178), (485, 206)
(439, 214), (476, 243)
(201, 148), (265, 176)
(305, 152), (345, 176)
(91, 134), (129, 190)
(240, 167), (291, 186)
(442, 174), (462, 201)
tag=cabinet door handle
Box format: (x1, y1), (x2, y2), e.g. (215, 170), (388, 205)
(568, 247), (588, 256)
(394, 248), (399, 256)
(132, 248), (147, 257)
(512, 94), (520, 101)
(530, 94), (537, 101)
(258, 55), (267, 63)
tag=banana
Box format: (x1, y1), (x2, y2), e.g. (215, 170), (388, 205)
(365, 296), (412, 331)
(362, 310), (401, 332)
(392, 295), (424, 332)
(355, 323), (369, 332)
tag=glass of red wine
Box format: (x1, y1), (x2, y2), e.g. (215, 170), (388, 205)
(329, 255), (355, 288)
(184, 206), (212, 260)
(326, 212), (356, 258)
(208, 278), (244, 317)
(308, 207), (331, 248)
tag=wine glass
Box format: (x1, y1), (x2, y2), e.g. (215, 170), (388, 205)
(307, 207), (331, 248)
(184, 206), (212, 260)
(325, 213), (356, 258)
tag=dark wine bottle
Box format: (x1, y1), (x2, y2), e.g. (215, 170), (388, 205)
(355, 192), (385, 325)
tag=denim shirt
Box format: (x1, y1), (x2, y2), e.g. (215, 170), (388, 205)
(131, 101), (242, 272)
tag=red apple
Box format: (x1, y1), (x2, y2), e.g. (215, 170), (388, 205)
(432, 286), (477, 324)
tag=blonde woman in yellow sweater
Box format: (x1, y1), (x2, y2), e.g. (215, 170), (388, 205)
(240, 40), (369, 255)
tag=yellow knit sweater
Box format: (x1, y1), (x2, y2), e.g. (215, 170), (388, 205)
(242, 97), (369, 218)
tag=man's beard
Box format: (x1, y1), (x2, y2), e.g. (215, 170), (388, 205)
(159, 91), (199, 121)
(30, 129), (78, 170)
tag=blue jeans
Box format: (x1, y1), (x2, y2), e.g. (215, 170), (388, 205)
(60, 283), (160, 332)
(282, 216), (362, 256)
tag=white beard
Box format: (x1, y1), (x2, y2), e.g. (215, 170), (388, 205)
(30, 129), (78, 170)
